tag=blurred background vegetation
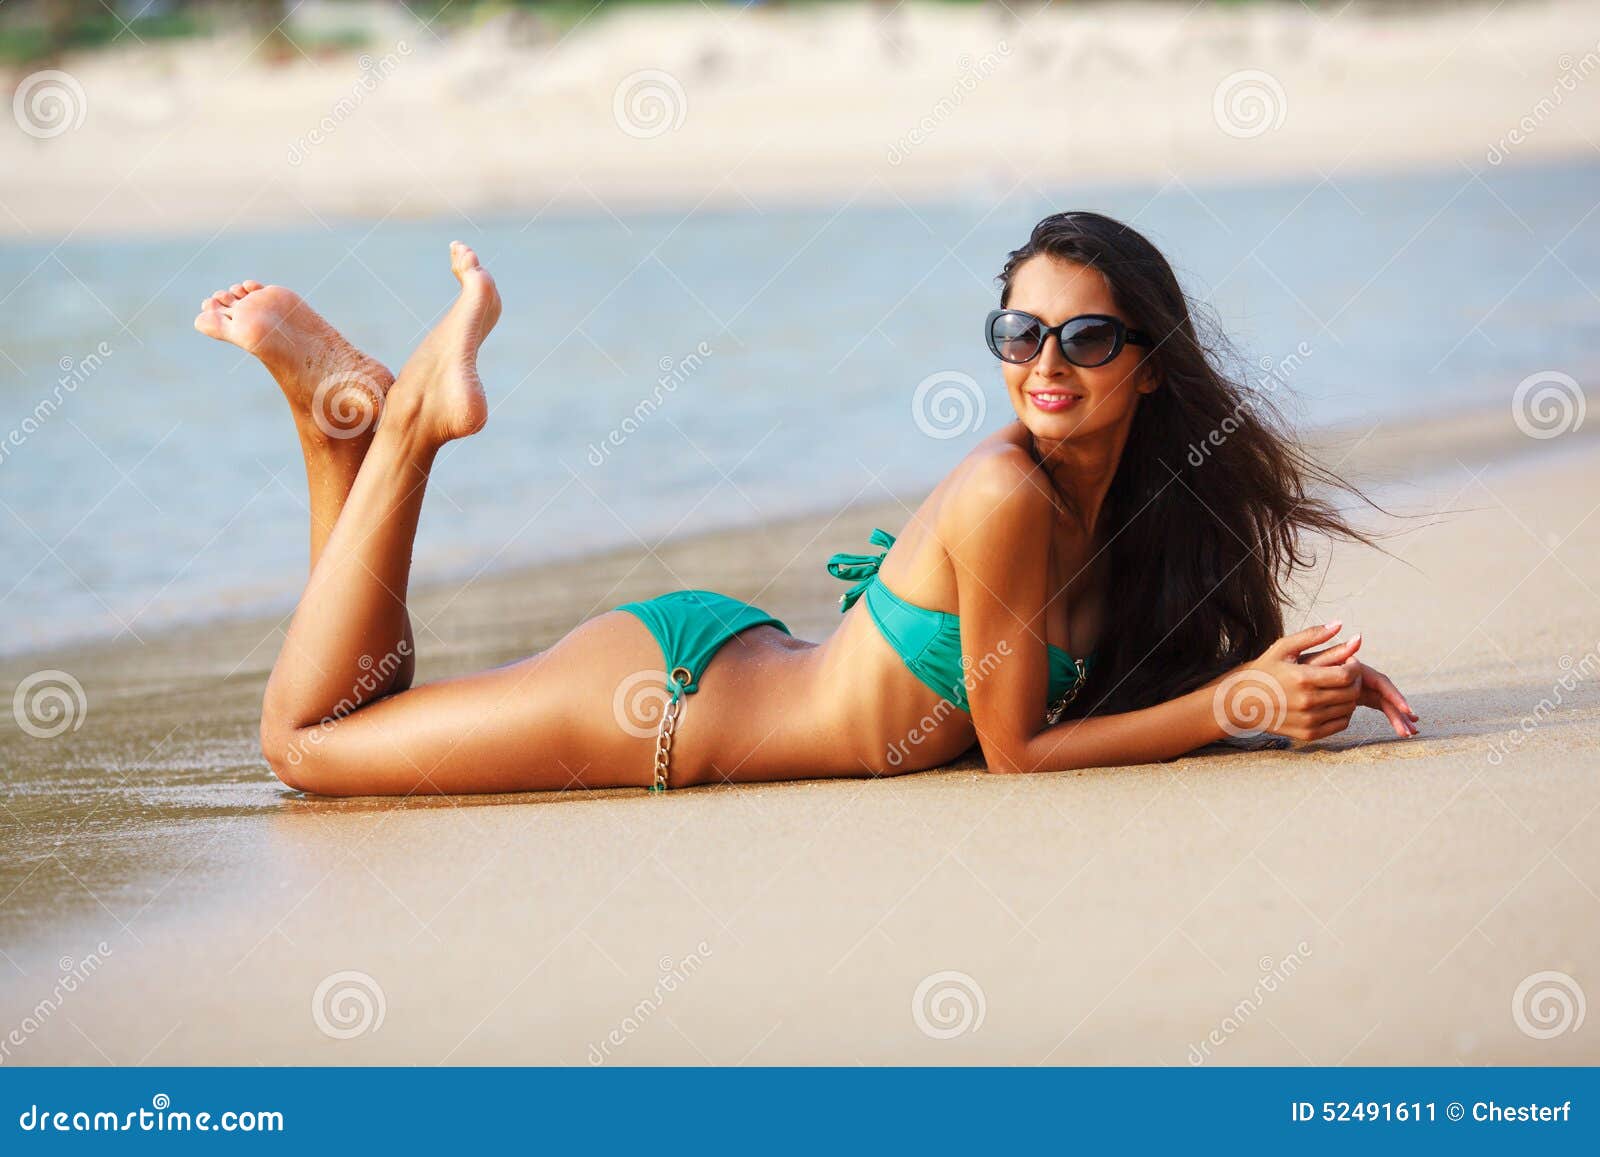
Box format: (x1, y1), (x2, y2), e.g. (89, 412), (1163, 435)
(0, 0), (1461, 68)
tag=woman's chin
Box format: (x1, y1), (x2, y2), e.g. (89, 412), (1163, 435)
(1014, 405), (1086, 441)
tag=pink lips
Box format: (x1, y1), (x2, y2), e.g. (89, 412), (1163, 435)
(1027, 391), (1081, 413)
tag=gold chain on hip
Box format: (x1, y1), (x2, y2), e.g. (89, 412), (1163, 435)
(650, 666), (693, 792)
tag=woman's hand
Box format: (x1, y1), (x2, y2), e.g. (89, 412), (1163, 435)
(1300, 632), (1420, 738)
(1226, 621), (1365, 742)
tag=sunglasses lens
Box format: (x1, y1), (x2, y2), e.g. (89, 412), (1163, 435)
(1056, 316), (1120, 366)
(990, 312), (1044, 362)
(1059, 317), (1119, 367)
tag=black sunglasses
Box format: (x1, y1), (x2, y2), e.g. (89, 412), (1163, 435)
(985, 309), (1151, 368)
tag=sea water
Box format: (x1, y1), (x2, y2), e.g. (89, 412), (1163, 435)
(0, 158), (1595, 654)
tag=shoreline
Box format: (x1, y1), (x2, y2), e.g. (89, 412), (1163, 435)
(13, 149), (1594, 249)
(1, 394), (1592, 669)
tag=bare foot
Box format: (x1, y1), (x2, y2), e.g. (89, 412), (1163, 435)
(386, 242), (500, 445)
(195, 281), (393, 443)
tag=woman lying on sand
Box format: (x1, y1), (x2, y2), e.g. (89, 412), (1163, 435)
(195, 212), (1417, 797)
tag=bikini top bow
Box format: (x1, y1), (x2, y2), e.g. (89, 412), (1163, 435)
(826, 527), (897, 613)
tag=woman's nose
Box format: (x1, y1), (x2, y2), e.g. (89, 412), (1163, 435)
(1032, 335), (1072, 377)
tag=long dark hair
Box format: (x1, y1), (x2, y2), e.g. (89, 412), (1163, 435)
(999, 211), (1376, 718)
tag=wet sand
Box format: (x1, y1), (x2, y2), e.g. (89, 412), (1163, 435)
(1, 407), (1597, 1065)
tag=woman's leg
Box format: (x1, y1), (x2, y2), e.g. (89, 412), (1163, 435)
(195, 278), (415, 688)
(250, 243), (658, 796)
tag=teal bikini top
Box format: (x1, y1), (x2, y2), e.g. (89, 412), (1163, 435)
(827, 527), (1092, 716)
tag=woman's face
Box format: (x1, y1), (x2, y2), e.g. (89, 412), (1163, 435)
(998, 255), (1156, 444)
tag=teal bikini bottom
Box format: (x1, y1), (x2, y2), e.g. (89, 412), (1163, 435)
(615, 590), (790, 791)
(616, 589), (790, 704)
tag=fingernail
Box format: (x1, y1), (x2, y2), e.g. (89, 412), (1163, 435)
(1324, 619), (1341, 630)
(1350, 633), (1362, 644)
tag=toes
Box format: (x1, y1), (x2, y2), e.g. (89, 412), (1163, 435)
(209, 281), (262, 306)
(449, 240), (481, 280)
(194, 307), (227, 340)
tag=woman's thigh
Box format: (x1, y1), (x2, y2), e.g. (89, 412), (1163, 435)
(283, 612), (663, 796)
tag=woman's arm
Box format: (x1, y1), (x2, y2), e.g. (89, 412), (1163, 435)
(977, 626), (1367, 773)
(945, 451), (1369, 773)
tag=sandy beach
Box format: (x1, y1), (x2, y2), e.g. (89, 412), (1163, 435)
(2, 403), (1597, 1065)
(2, 0), (1598, 236)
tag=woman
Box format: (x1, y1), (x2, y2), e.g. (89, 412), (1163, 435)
(194, 214), (1417, 797)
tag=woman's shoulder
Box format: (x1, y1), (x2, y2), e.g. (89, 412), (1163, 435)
(934, 425), (1055, 544)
